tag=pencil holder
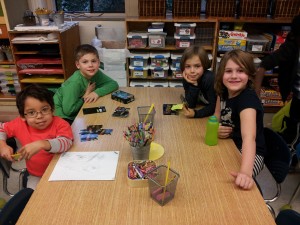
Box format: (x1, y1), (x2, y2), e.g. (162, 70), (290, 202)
(137, 106), (156, 125)
(130, 144), (151, 160)
(145, 165), (180, 206)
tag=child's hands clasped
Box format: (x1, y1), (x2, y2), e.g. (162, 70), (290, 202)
(230, 171), (254, 190)
(18, 140), (51, 161)
(218, 125), (233, 138)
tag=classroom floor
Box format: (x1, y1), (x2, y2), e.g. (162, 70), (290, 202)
(0, 113), (299, 218)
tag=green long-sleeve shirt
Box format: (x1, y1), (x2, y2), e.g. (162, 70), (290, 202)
(54, 69), (119, 120)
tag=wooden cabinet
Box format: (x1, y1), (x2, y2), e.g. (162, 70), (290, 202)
(8, 23), (80, 92)
(125, 16), (218, 87)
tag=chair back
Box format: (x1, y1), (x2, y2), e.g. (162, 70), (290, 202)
(264, 127), (291, 184)
(0, 188), (33, 224)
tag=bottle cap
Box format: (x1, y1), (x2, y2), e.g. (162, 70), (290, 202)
(209, 115), (218, 122)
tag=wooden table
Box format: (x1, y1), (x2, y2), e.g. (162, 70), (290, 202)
(17, 87), (275, 225)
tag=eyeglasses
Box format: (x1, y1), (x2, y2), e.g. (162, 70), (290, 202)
(24, 106), (52, 118)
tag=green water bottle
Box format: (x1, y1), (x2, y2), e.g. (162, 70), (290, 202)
(205, 115), (219, 146)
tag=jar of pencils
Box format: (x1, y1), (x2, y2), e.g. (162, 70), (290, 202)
(123, 122), (155, 160)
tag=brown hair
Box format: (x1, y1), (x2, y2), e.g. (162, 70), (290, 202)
(214, 49), (256, 98)
(180, 45), (211, 72)
(74, 44), (99, 62)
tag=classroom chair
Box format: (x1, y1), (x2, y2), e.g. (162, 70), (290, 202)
(0, 188), (33, 225)
(261, 127), (291, 218)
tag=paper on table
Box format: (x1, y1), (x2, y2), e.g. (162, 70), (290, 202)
(48, 151), (119, 181)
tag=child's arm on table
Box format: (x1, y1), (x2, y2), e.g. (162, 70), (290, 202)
(230, 108), (256, 190)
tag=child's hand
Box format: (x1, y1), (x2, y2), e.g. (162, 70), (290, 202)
(183, 107), (195, 118)
(18, 140), (50, 161)
(230, 171), (254, 190)
(0, 142), (14, 161)
(84, 92), (99, 103)
(218, 125), (233, 138)
(183, 71), (198, 86)
(83, 82), (96, 98)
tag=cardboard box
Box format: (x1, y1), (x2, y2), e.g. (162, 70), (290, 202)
(218, 39), (246, 51)
(218, 30), (247, 40)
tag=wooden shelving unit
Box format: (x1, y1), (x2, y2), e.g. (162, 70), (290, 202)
(8, 23), (80, 91)
(125, 16), (219, 87)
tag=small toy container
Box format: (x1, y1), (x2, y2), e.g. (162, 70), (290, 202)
(149, 81), (169, 87)
(129, 52), (149, 67)
(127, 160), (157, 188)
(150, 52), (170, 67)
(170, 66), (182, 78)
(150, 66), (169, 78)
(174, 23), (196, 36)
(129, 65), (149, 78)
(148, 32), (167, 48)
(246, 35), (269, 53)
(130, 80), (150, 87)
(127, 32), (149, 48)
(171, 53), (182, 68)
(174, 34), (195, 49)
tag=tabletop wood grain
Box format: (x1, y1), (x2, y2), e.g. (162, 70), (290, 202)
(17, 87), (275, 225)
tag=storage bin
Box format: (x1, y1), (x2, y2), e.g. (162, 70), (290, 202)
(174, 23), (196, 36)
(127, 160), (156, 188)
(130, 80), (150, 87)
(169, 81), (183, 88)
(206, 0), (237, 17)
(138, 0), (166, 17)
(150, 52), (170, 67)
(150, 66), (169, 78)
(173, 0), (201, 17)
(174, 34), (195, 49)
(171, 53), (182, 68)
(272, 0), (300, 19)
(149, 81), (169, 87)
(129, 65), (149, 78)
(170, 66), (183, 78)
(246, 35), (269, 53)
(239, 0), (270, 18)
(127, 32), (148, 48)
(129, 52), (149, 67)
(148, 32), (167, 48)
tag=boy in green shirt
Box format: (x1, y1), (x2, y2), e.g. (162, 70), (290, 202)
(53, 44), (119, 124)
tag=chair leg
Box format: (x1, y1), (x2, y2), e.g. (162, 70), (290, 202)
(2, 173), (14, 197)
(266, 203), (276, 219)
(288, 182), (300, 206)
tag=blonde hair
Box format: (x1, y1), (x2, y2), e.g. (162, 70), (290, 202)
(180, 45), (211, 72)
(214, 49), (256, 98)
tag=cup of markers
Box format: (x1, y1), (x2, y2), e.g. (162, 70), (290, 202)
(124, 122), (155, 160)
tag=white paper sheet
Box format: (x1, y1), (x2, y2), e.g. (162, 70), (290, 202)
(48, 151), (119, 181)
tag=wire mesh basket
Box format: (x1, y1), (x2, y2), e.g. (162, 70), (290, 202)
(138, 0), (166, 17)
(173, 0), (201, 17)
(272, 0), (300, 19)
(239, 0), (270, 18)
(206, 0), (237, 18)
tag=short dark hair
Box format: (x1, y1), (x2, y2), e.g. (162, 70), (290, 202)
(74, 44), (99, 62)
(180, 45), (211, 72)
(16, 84), (54, 117)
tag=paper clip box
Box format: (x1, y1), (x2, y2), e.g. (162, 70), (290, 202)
(150, 52), (170, 67)
(174, 23), (196, 36)
(129, 65), (149, 78)
(246, 35), (269, 53)
(150, 66), (169, 78)
(127, 32), (148, 48)
(174, 34), (195, 48)
(129, 52), (149, 67)
(148, 32), (167, 48)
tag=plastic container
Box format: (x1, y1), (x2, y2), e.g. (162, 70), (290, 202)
(130, 80), (150, 87)
(246, 35), (269, 53)
(150, 66), (169, 78)
(129, 65), (149, 78)
(205, 116), (219, 146)
(129, 52), (149, 67)
(127, 32), (149, 48)
(174, 34), (195, 48)
(169, 81), (183, 88)
(148, 32), (167, 48)
(149, 81), (169, 87)
(171, 53), (182, 68)
(174, 23), (196, 36)
(170, 66), (182, 78)
(150, 52), (170, 67)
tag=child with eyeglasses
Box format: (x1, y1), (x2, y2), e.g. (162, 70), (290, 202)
(0, 84), (74, 190)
